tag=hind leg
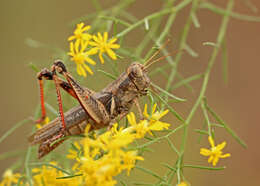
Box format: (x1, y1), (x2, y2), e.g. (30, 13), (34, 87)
(35, 68), (78, 123)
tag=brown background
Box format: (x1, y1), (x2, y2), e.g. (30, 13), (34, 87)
(0, 0), (259, 185)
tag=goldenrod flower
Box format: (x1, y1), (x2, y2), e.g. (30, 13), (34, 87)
(67, 104), (170, 185)
(36, 116), (50, 129)
(89, 32), (120, 63)
(68, 40), (98, 77)
(200, 136), (231, 166)
(177, 181), (190, 186)
(121, 151), (144, 175)
(0, 169), (21, 186)
(127, 112), (149, 138)
(32, 162), (80, 186)
(67, 141), (82, 161)
(143, 104), (170, 131)
(68, 22), (92, 44)
(68, 124), (143, 186)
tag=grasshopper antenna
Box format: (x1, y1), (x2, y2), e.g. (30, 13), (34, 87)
(144, 39), (170, 66)
(144, 49), (179, 70)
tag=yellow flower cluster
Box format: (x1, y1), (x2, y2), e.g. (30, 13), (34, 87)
(0, 169), (21, 186)
(66, 104), (170, 186)
(32, 162), (81, 186)
(68, 23), (120, 77)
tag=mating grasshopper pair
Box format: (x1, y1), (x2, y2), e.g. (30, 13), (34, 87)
(28, 46), (170, 158)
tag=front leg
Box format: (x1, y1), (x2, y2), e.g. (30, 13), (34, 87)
(133, 98), (144, 120)
(108, 110), (129, 130)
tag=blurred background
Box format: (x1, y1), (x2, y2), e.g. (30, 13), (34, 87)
(0, 0), (260, 185)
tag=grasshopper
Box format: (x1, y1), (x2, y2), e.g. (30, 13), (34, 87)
(28, 46), (171, 158)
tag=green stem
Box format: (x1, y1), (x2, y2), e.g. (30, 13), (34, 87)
(116, 0), (192, 38)
(176, 0), (234, 184)
(162, 0), (198, 110)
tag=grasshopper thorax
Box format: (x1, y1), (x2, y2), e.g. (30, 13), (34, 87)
(127, 62), (150, 91)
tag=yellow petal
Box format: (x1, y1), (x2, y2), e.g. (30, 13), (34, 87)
(208, 136), (215, 148)
(159, 109), (169, 118)
(149, 121), (170, 131)
(87, 47), (98, 55)
(81, 40), (88, 52)
(127, 112), (136, 126)
(200, 148), (211, 156)
(78, 64), (86, 77)
(212, 156), (219, 166)
(92, 35), (99, 42)
(106, 48), (117, 60)
(73, 141), (80, 150)
(109, 37), (117, 44)
(75, 39), (80, 53)
(69, 42), (74, 54)
(85, 56), (96, 65)
(82, 25), (91, 32)
(152, 104), (157, 114)
(98, 32), (102, 41)
(68, 35), (76, 41)
(208, 155), (214, 163)
(104, 32), (108, 42)
(220, 153), (231, 158)
(77, 22), (84, 29)
(76, 64), (82, 76)
(99, 51), (104, 64)
(83, 63), (94, 75)
(215, 141), (226, 151)
(143, 104), (149, 118)
(110, 44), (120, 49)
(89, 41), (98, 46)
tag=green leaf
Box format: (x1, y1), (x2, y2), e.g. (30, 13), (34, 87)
(161, 163), (177, 172)
(150, 82), (186, 102)
(184, 43), (199, 57)
(200, 2), (260, 22)
(172, 73), (203, 90)
(194, 129), (208, 135)
(0, 119), (30, 144)
(191, 12), (200, 28)
(183, 164), (225, 170)
(204, 99), (247, 148)
(97, 69), (117, 80)
(135, 166), (165, 182)
(56, 174), (83, 179)
(28, 63), (40, 72)
(30, 162), (71, 175)
(221, 38), (228, 84)
(203, 42), (218, 47)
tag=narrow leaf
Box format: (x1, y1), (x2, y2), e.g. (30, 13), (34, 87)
(172, 73), (203, 90)
(221, 38), (228, 84)
(183, 164), (225, 170)
(151, 82), (186, 102)
(97, 69), (117, 80)
(0, 119), (30, 144)
(184, 43), (199, 57)
(204, 99), (247, 148)
(135, 166), (165, 182)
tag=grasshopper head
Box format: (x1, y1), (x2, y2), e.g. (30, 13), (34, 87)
(127, 62), (150, 90)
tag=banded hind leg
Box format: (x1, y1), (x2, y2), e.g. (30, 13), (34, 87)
(52, 60), (111, 126)
(35, 68), (78, 123)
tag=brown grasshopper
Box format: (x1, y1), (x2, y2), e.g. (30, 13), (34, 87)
(28, 47), (171, 158)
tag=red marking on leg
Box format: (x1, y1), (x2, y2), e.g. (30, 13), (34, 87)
(35, 79), (46, 123)
(53, 75), (66, 130)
